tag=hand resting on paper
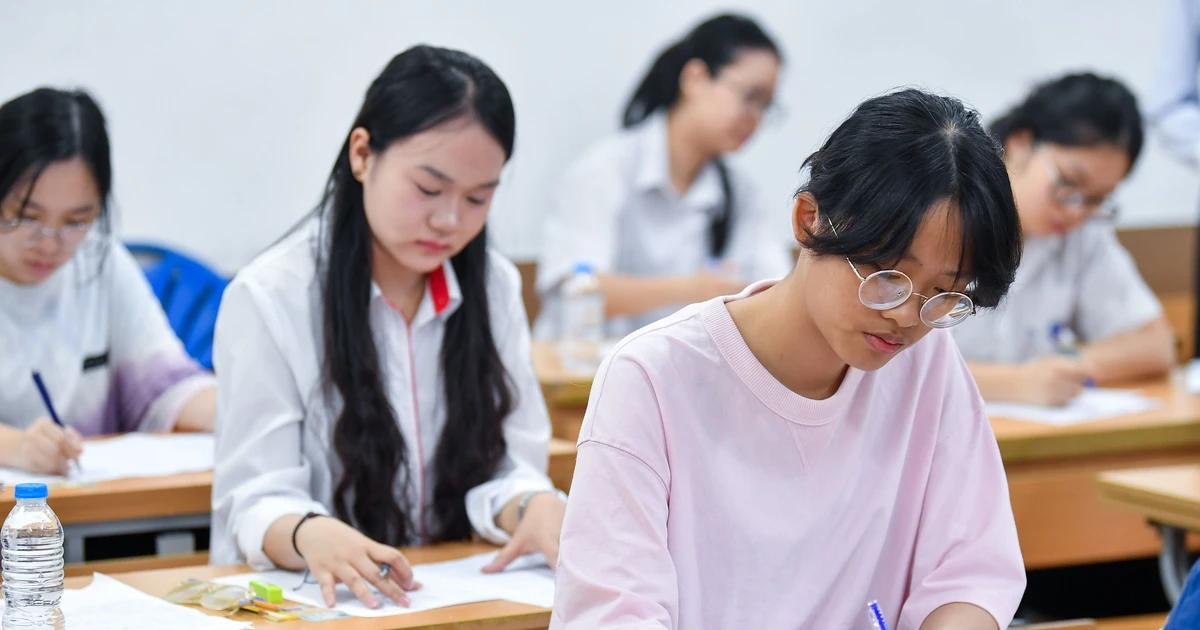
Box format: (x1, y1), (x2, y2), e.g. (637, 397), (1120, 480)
(1016, 355), (1096, 407)
(281, 515), (421, 610)
(484, 492), (566, 574)
(0, 417), (82, 474)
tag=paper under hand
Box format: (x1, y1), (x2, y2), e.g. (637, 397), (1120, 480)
(214, 551), (554, 618)
(0, 433), (214, 487)
(986, 388), (1160, 425)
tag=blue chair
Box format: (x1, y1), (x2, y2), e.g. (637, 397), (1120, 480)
(125, 242), (228, 371)
(1166, 560), (1200, 629)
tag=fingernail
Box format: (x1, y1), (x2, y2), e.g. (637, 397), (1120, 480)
(369, 597), (379, 609)
(399, 596), (410, 607)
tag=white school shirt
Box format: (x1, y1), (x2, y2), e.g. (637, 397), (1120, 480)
(209, 222), (555, 569)
(534, 113), (793, 339)
(951, 222), (1162, 363)
(0, 237), (213, 435)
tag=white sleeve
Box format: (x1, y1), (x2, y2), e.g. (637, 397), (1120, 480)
(726, 171), (793, 282)
(1074, 226), (1164, 342)
(106, 243), (213, 432)
(466, 257), (555, 544)
(1148, 0), (1200, 165)
(536, 147), (627, 294)
(211, 279), (326, 570)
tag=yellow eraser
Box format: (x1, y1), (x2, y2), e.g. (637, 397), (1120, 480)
(249, 580), (283, 604)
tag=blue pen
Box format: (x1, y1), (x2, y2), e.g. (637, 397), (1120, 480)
(867, 600), (890, 630)
(1049, 323), (1096, 388)
(31, 372), (82, 473)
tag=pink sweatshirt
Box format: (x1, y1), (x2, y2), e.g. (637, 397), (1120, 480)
(552, 282), (1025, 629)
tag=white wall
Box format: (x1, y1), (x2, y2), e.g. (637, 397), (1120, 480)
(0, 0), (1195, 273)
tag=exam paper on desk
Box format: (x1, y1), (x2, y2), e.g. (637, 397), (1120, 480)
(0, 573), (251, 630)
(985, 388), (1160, 426)
(213, 551), (554, 618)
(0, 433), (214, 487)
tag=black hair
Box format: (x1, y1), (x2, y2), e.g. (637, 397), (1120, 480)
(622, 13), (780, 259)
(0, 87), (112, 269)
(314, 45), (515, 545)
(798, 88), (1022, 309)
(990, 72), (1143, 170)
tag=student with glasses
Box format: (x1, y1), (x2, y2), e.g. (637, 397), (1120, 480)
(534, 13), (793, 341)
(552, 89), (1026, 629)
(0, 88), (215, 474)
(951, 73), (1175, 406)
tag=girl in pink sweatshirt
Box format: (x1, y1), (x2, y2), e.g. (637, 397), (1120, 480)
(552, 88), (1027, 629)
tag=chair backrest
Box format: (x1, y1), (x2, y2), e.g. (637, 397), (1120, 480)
(126, 242), (228, 371)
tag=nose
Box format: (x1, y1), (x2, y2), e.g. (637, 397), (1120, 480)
(429, 200), (460, 232)
(879, 295), (921, 329)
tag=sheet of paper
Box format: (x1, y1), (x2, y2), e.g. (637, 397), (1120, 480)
(0, 573), (253, 629)
(214, 551), (554, 618)
(986, 388), (1161, 426)
(0, 433), (214, 487)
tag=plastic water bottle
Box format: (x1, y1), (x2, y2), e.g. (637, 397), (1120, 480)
(2, 483), (65, 629)
(559, 261), (605, 373)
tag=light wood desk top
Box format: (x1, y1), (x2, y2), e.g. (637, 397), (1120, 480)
(0, 471), (213, 525)
(532, 341), (593, 408)
(66, 542), (550, 630)
(1097, 464), (1200, 532)
(993, 376), (1200, 463)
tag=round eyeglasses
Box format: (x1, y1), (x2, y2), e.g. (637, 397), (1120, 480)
(826, 219), (976, 329)
(0, 217), (94, 250)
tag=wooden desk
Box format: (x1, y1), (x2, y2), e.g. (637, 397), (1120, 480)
(0, 471), (213, 565)
(1098, 464), (1200, 604)
(66, 542), (550, 630)
(534, 344), (1200, 571)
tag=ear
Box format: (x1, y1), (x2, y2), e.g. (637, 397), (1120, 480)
(1003, 129), (1036, 171)
(347, 127), (373, 183)
(678, 58), (713, 102)
(791, 192), (821, 243)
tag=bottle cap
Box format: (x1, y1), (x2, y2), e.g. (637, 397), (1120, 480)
(14, 483), (48, 500)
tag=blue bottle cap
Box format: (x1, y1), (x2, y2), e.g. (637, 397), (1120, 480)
(14, 483), (48, 500)
(572, 261), (594, 274)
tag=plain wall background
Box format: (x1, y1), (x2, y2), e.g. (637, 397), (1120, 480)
(1, 0), (1196, 272)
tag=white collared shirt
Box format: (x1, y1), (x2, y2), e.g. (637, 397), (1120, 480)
(534, 114), (794, 339)
(210, 221), (554, 569)
(0, 238), (213, 435)
(951, 221), (1163, 363)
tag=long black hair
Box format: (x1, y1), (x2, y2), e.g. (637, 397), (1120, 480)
(314, 45), (516, 545)
(622, 13), (780, 258)
(799, 89), (1023, 309)
(0, 87), (113, 272)
(990, 72), (1144, 170)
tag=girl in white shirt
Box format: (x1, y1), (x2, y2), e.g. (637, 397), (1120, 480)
(535, 13), (794, 339)
(952, 73), (1176, 405)
(0, 88), (215, 474)
(211, 46), (564, 611)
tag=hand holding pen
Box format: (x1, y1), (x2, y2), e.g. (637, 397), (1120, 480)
(27, 373), (83, 476)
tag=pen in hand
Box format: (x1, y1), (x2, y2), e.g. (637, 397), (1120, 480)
(30, 372), (83, 475)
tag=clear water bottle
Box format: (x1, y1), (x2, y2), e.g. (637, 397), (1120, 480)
(2, 483), (65, 629)
(559, 261), (605, 373)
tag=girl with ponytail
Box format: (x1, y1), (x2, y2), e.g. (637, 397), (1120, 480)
(211, 46), (564, 610)
(952, 72), (1175, 406)
(535, 13), (793, 339)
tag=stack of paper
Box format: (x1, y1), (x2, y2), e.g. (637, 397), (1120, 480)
(214, 551), (554, 618)
(985, 388), (1160, 426)
(0, 433), (214, 487)
(0, 573), (251, 630)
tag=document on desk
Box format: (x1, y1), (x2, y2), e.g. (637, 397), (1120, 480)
(986, 388), (1161, 425)
(214, 551), (555, 618)
(0, 573), (252, 629)
(0, 433), (214, 487)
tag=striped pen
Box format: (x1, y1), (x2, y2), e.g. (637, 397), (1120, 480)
(867, 600), (890, 630)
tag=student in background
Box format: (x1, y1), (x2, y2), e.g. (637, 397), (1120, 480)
(952, 73), (1175, 406)
(535, 13), (793, 340)
(1148, 0), (1200, 360)
(211, 46), (564, 610)
(552, 90), (1026, 629)
(0, 88), (215, 474)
